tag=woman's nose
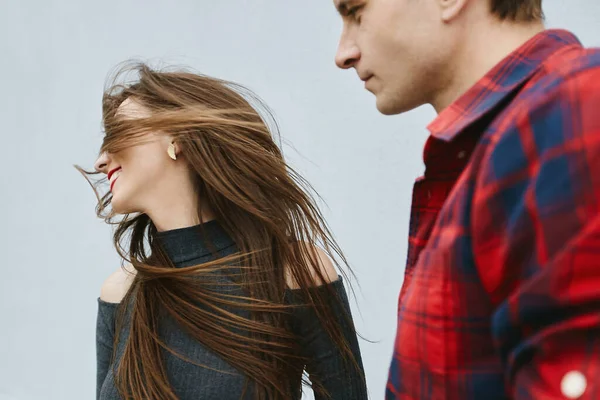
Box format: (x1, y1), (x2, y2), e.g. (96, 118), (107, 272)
(94, 152), (110, 173)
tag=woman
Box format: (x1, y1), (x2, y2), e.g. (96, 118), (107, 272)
(82, 63), (367, 400)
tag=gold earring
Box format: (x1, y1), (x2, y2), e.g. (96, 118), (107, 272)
(167, 142), (177, 160)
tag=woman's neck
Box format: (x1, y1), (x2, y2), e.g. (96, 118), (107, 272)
(143, 179), (215, 232)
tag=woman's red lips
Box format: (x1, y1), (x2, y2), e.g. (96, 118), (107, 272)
(108, 167), (121, 191)
(107, 167), (121, 181)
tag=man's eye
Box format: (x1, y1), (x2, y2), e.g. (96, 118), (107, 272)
(347, 5), (363, 21)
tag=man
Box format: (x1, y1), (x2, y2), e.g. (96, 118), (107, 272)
(333, 0), (600, 399)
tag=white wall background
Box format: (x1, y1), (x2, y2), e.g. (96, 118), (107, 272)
(0, 1), (598, 399)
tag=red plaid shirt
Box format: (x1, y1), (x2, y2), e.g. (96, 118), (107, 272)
(386, 30), (600, 400)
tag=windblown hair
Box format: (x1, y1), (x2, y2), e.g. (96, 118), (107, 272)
(490, 0), (543, 21)
(81, 63), (361, 399)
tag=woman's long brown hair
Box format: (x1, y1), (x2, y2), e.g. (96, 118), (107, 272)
(81, 63), (361, 399)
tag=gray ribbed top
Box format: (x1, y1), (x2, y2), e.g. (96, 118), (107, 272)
(96, 220), (367, 399)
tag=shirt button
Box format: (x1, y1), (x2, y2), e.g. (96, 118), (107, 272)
(561, 371), (587, 399)
(457, 151), (466, 159)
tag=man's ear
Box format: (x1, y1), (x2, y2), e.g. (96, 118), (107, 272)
(437, 0), (471, 22)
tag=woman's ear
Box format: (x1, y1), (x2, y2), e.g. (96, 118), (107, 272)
(167, 141), (178, 160)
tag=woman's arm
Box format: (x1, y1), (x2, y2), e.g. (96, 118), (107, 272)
(286, 246), (368, 400)
(96, 266), (135, 399)
(96, 299), (117, 400)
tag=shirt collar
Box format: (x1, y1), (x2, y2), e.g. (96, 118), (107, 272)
(427, 29), (582, 141)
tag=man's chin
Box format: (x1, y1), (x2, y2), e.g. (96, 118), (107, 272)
(376, 102), (399, 115)
(376, 95), (402, 115)
(376, 94), (422, 116)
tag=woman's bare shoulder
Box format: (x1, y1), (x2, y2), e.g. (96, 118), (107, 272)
(285, 244), (339, 290)
(99, 264), (137, 304)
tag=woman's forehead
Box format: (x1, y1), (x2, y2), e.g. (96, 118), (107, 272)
(116, 97), (151, 120)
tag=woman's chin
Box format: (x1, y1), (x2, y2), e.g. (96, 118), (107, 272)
(111, 196), (136, 215)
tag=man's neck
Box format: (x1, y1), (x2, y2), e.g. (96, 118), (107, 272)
(432, 18), (545, 113)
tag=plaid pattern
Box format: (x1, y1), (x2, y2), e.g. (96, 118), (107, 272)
(386, 30), (600, 399)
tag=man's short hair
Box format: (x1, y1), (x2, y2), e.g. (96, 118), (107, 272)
(490, 0), (543, 21)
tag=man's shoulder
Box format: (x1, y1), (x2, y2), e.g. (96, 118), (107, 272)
(532, 43), (600, 93)
(504, 45), (600, 120)
(548, 41), (600, 68)
(484, 45), (600, 167)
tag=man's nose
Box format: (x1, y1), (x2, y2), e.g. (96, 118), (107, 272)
(335, 34), (360, 69)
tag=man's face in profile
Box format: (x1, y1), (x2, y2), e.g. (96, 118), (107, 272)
(333, 0), (457, 114)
